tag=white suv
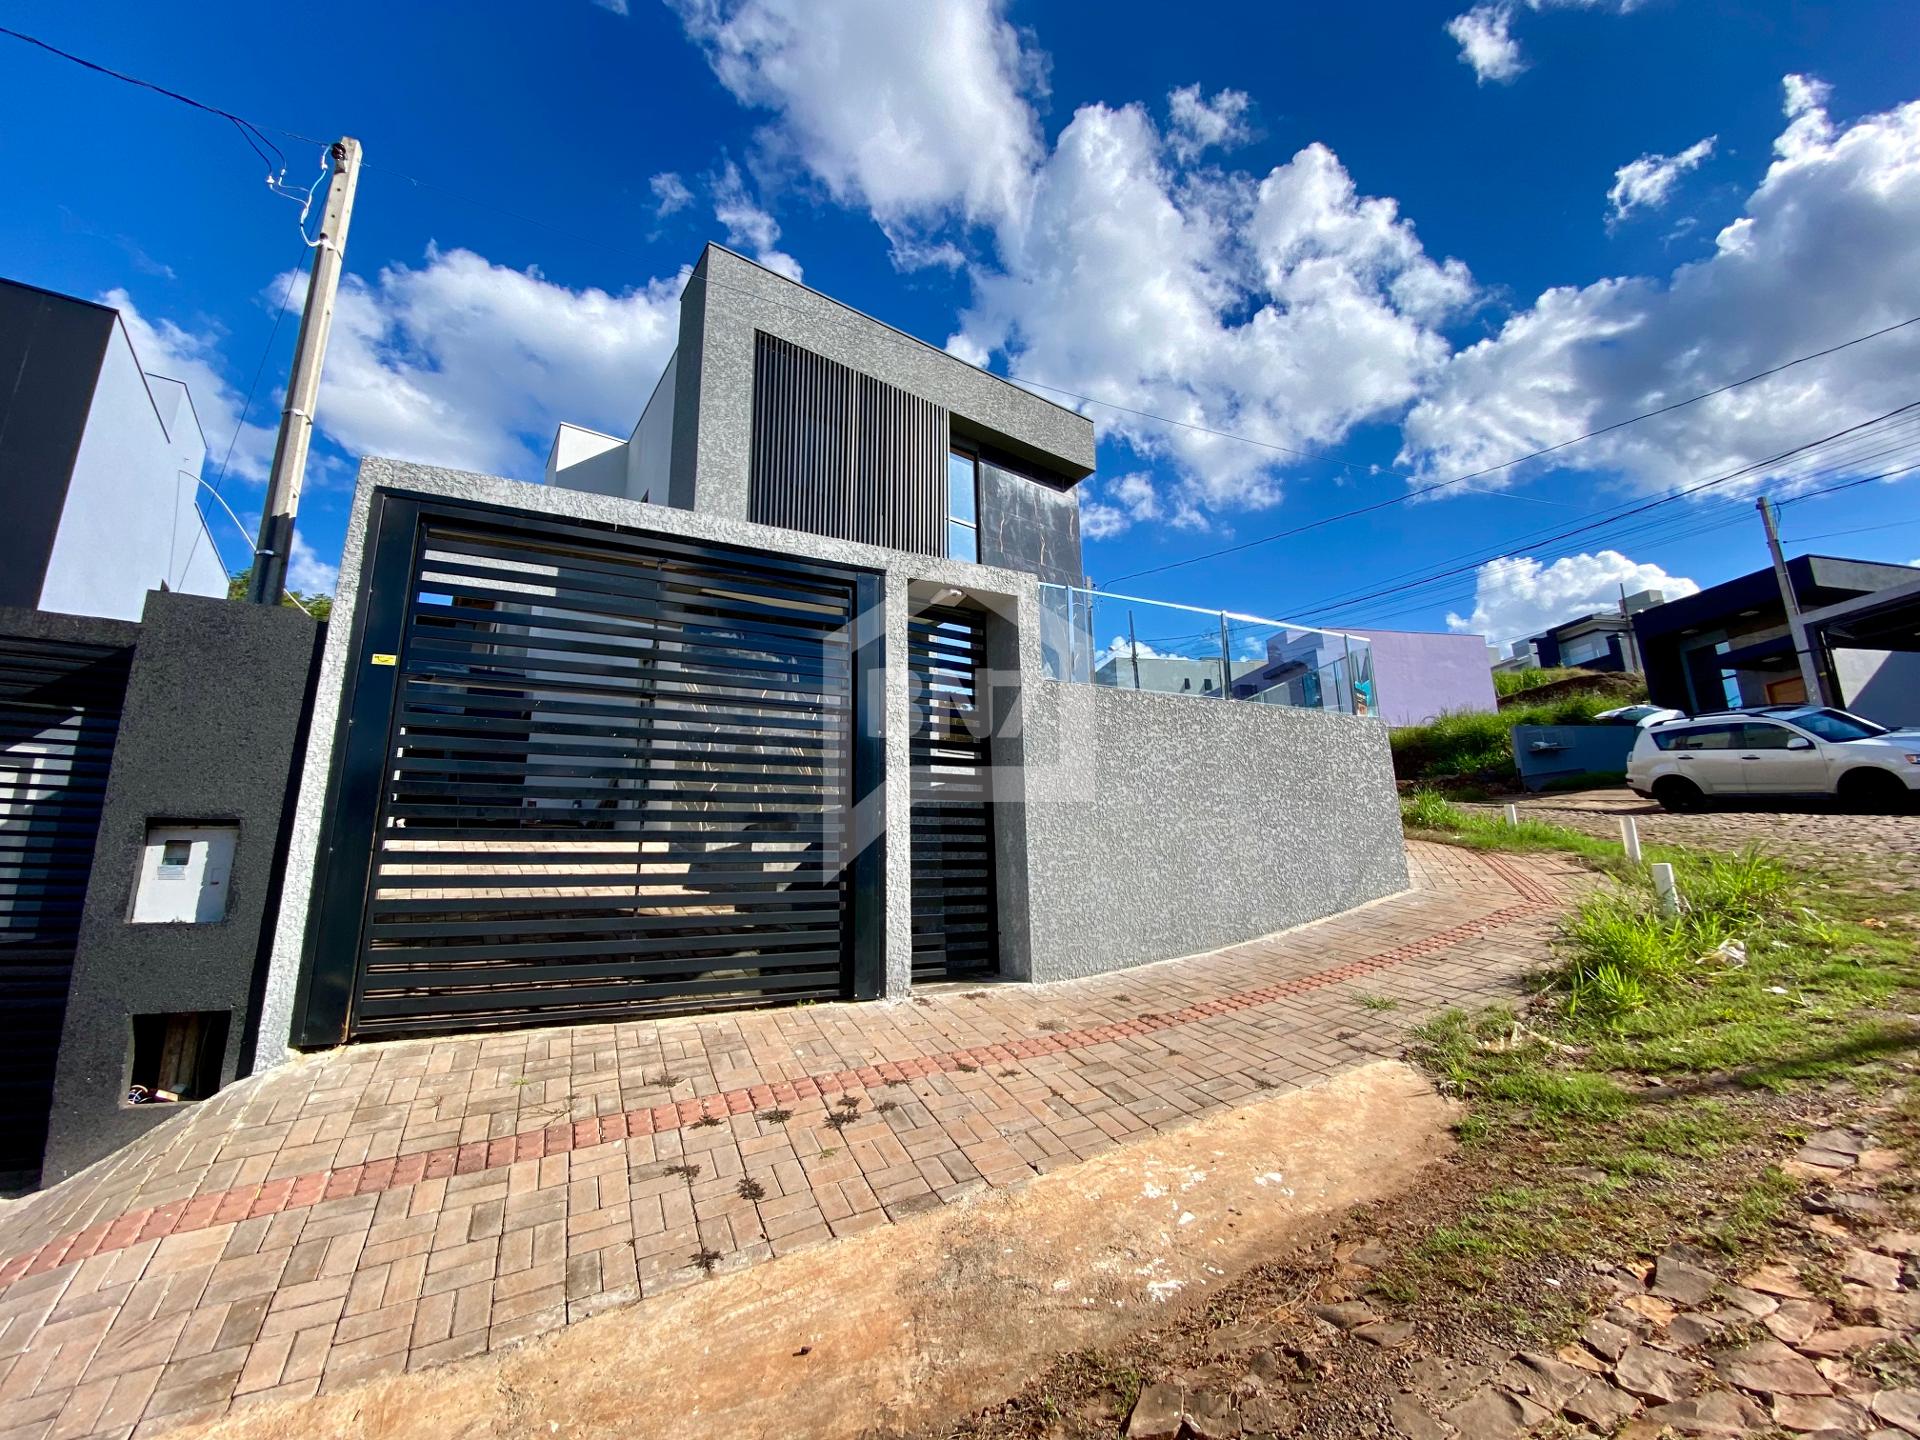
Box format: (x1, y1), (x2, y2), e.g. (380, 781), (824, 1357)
(1626, 706), (1920, 813)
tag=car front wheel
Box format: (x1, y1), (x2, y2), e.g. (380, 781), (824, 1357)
(1838, 768), (1913, 815)
(1652, 776), (1706, 813)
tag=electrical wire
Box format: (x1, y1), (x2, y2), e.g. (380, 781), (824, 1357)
(1289, 407), (1920, 625)
(0, 26), (287, 171)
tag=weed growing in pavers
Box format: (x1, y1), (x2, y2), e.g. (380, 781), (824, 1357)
(737, 1177), (768, 1202)
(692, 1247), (724, 1274)
(818, 1146), (839, 1158)
(664, 1163), (702, 1180)
(1037, 1018), (1066, 1031)
(646, 1073), (681, 1089)
(757, 1107), (794, 1125)
(999, 1068), (1019, 1078)
(835, 1094), (862, 1110)
(874, 1100), (897, 1114)
(1359, 994), (1400, 1012)
(954, 1061), (979, 1073)
(690, 1114), (723, 1129)
(824, 1110), (857, 1131)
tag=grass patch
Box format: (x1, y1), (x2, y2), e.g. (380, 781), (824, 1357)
(1493, 666), (1593, 699)
(1387, 840), (1920, 1300)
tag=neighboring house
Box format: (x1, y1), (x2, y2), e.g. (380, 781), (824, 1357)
(0, 280), (227, 621)
(253, 244), (1409, 1087)
(1632, 555), (1920, 726)
(1093, 652), (1263, 696)
(1491, 590), (1665, 680)
(1236, 626), (1496, 725)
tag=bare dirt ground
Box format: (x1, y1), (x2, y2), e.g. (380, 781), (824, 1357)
(166, 1063), (1458, 1440)
(920, 1073), (1920, 1440)
(1462, 787), (1920, 893)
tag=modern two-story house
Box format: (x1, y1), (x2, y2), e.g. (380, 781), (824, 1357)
(248, 245), (1409, 1067)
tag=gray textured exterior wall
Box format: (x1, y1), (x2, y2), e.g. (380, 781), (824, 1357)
(44, 591), (323, 1181)
(1020, 684), (1408, 982)
(258, 459), (1407, 1064)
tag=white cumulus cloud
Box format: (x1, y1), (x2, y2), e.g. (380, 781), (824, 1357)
(1447, 550), (1698, 644)
(1608, 135), (1717, 224)
(668, 0), (1045, 248)
(649, 171), (693, 215)
(1166, 85), (1252, 163)
(1400, 76), (1920, 499)
(1447, 5), (1525, 84)
(956, 103), (1473, 517)
(1078, 471), (1163, 539)
(1446, 0), (1640, 86)
(312, 245), (685, 478)
(711, 161), (804, 279)
(287, 532), (340, 594)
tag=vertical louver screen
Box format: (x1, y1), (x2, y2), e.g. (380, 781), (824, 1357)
(750, 333), (946, 556)
(908, 607), (998, 980)
(0, 633), (132, 1180)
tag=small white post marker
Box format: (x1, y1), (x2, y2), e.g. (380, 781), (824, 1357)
(1652, 862), (1681, 918)
(1620, 815), (1642, 865)
(1504, 803), (1520, 827)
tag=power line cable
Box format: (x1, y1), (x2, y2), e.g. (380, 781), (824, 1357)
(0, 26), (286, 170)
(1290, 416), (1920, 622)
(1288, 405), (1920, 623)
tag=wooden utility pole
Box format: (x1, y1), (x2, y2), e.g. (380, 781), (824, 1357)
(1757, 494), (1829, 705)
(247, 137), (361, 605)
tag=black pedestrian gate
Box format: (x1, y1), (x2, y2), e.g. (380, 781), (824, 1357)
(0, 631), (133, 1180)
(295, 496), (883, 1043)
(907, 606), (999, 980)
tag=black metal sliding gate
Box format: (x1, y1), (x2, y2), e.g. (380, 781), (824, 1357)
(297, 496), (882, 1043)
(0, 632), (133, 1178)
(907, 607), (999, 980)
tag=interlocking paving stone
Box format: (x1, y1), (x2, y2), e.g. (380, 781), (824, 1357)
(0, 841), (1580, 1437)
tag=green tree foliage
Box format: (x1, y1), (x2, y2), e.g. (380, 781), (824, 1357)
(226, 567), (332, 622)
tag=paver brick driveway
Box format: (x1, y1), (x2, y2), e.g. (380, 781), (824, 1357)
(0, 840), (1583, 1439)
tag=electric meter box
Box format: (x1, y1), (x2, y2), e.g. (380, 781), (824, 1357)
(130, 823), (238, 924)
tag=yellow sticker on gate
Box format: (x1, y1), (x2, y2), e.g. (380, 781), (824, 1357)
(370, 653), (398, 667)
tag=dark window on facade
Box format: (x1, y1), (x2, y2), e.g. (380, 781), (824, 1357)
(947, 449), (979, 562)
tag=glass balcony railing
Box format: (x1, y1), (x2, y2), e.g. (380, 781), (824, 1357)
(1038, 584), (1377, 718)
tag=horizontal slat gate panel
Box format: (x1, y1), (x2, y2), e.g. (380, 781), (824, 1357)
(907, 609), (999, 981)
(0, 634), (132, 1178)
(346, 517), (859, 1036)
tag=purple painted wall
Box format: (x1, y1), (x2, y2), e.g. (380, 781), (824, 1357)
(1347, 628), (1498, 727)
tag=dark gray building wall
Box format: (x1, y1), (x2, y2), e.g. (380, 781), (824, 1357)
(0, 284), (113, 609)
(975, 456), (1084, 587)
(41, 591), (323, 1183)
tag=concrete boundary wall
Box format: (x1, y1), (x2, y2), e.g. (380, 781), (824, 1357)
(1021, 683), (1407, 982)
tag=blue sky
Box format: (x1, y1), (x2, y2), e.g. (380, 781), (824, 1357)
(4, 0), (1919, 645)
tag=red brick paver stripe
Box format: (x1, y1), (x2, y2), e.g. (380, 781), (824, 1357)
(0, 890), (1549, 1293)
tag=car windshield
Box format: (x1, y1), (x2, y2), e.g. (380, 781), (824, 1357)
(1784, 708), (1888, 742)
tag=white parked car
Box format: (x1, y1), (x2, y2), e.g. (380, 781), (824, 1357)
(1627, 705), (1920, 812)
